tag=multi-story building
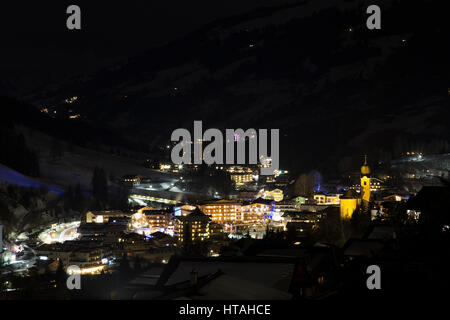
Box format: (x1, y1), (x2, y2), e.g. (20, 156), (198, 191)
(86, 210), (130, 224)
(262, 189), (284, 202)
(241, 200), (274, 223)
(313, 193), (341, 205)
(70, 247), (112, 269)
(236, 190), (260, 202)
(227, 166), (257, 186)
(199, 200), (243, 223)
(146, 210), (173, 230)
(36, 241), (111, 273)
(122, 175), (141, 186)
(275, 200), (299, 213)
(173, 208), (210, 243)
(282, 211), (323, 226)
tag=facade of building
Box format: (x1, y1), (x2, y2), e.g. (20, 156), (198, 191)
(313, 193), (341, 205)
(174, 208), (210, 242)
(262, 189), (284, 202)
(199, 200), (242, 223)
(36, 241), (111, 273)
(241, 200), (274, 223)
(227, 166), (256, 186)
(339, 157), (372, 220)
(86, 211), (129, 224)
(282, 211), (322, 232)
(122, 175), (141, 186)
(339, 189), (361, 220)
(199, 199), (276, 224)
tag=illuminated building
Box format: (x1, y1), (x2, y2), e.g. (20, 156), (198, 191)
(294, 196), (308, 205)
(69, 247), (111, 269)
(282, 211), (322, 227)
(199, 199), (276, 224)
(360, 155), (371, 212)
(230, 173), (254, 185)
(262, 189), (284, 202)
(174, 208), (210, 242)
(313, 193), (326, 205)
(132, 207), (174, 233)
(339, 189), (361, 220)
(241, 200), (274, 223)
(122, 175), (142, 186)
(369, 177), (384, 191)
(173, 204), (197, 217)
(209, 222), (224, 236)
(313, 193), (341, 205)
(275, 200), (300, 213)
(199, 200), (243, 223)
(131, 211), (147, 229)
(349, 178), (384, 193)
(36, 242), (111, 272)
(159, 163), (173, 172)
(227, 166), (256, 186)
(274, 172), (291, 187)
(259, 157), (272, 170)
(64, 96), (78, 104)
(137, 206), (154, 214)
(86, 210), (129, 224)
(145, 209), (173, 230)
(120, 233), (153, 251)
(340, 156), (373, 219)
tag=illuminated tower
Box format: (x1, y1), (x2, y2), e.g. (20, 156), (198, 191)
(360, 155), (371, 210)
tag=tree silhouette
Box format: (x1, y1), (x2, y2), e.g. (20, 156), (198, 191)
(91, 166), (108, 205)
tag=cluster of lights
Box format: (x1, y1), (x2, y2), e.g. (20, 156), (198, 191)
(64, 96), (78, 104)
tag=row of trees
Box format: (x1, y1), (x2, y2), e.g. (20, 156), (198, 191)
(0, 125), (40, 177)
(293, 170), (322, 196)
(90, 166), (129, 211)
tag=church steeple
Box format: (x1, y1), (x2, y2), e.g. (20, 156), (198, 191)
(361, 154), (371, 176)
(360, 155), (371, 203)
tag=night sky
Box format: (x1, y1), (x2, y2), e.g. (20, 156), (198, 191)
(0, 0), (285, 92)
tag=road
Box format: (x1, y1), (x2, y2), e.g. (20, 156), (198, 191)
(58, 224), (79, 243)
(38, 221), (80, 244)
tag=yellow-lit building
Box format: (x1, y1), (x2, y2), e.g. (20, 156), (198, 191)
(340, 156), (372, 220)
(340, 189), (361, 220)
(86, 211), (128, 224)
(228, 166), (255, 186)
(313, 193), (341, 205)
(231, 173), (254, 185)
(180, 204), (197, 216)
(361, 156), (371, 202)
(137, 206), (154, 214)
(199, 200), (242, 223)
(262, 189), (284, 202)
(132, 207), (174, 231)
(174, 208), (210, 242)
(241, 201), (273, 223)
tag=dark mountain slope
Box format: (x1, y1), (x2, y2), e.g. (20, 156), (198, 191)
(24, 0), (450, 176)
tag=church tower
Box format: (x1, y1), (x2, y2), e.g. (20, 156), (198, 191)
(360, 155), (371, 205)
